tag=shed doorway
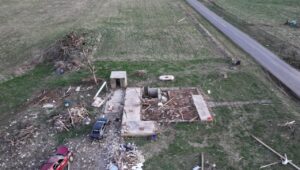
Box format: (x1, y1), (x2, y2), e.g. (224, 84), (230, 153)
(116, 79), (121, 88)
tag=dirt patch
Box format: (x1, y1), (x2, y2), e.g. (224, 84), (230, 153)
(0, 107), (57, 169)
(0, 81), (104, 169)
(0, 86), (146, 169)
(65, 118), (124, 169)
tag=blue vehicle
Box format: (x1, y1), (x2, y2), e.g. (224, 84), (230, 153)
(90, 117), (109, 140)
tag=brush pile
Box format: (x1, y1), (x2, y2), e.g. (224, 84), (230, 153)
(47, 32), (86, 73)
(53, 107), (90, 132)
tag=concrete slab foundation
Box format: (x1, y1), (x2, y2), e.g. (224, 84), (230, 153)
(121, 88), (158, 137)
(104, 89), (124, 115)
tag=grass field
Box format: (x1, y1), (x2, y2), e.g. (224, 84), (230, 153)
(0, 0), (300, 169)
(212, 0), (300, 24)
(205, 0), (300, 46)
(201, 0), (300, 68)
(0, 0), (219, 80)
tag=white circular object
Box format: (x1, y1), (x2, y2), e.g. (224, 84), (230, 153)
(159, 75), (175, 81)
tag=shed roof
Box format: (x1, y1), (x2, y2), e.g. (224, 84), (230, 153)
(110, 71), (127, 79)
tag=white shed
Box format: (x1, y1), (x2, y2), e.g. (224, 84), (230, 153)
(110, 71), (127, 89)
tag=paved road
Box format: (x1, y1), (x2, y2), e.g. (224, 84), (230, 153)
(187, 0), (300, 98)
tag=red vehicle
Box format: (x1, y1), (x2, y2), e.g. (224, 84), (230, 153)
(41, 146), (74, 170)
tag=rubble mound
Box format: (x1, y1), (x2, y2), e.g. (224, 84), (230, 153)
(46, 32), (87, 73)
(53, 107), (90, 132)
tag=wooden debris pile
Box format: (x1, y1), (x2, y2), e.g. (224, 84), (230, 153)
(142, 89), (200, 122)
(56, 32), (85, 71)
(114, 143), (145, 170)
(53, 107), (90, 132)
(45, 32), (86, 72)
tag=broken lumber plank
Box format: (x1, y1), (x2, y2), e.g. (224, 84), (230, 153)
(58, 120), (69, 131)
(93, 81), (107, 100)
(201, 152), (204, 170)
(159, 97), (174, 110)
(143, 105), (151, 112)
(260, 162), (279, 169)
(68, 109), (74, 126)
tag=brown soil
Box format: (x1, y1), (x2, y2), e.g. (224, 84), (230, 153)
(0, 83), (102, 169)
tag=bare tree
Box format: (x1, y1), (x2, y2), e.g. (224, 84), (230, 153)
(82, 49), (98, 85)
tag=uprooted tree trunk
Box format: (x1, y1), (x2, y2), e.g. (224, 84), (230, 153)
(82, 49), (98, 85)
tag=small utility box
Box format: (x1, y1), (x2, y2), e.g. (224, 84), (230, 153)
(110, 71), (127, 89)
